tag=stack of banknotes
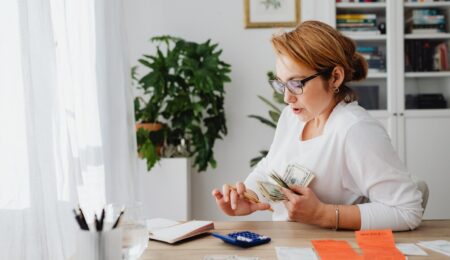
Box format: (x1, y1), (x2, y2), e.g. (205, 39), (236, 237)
(257, 164), (315, 202)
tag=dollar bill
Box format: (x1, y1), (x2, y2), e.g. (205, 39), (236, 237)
(257, 181), (287, 202)
(284, 163), (315, 188)
(257, 163), (315, 202)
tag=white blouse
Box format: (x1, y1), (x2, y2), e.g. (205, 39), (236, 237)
(245, 101), (423, 231)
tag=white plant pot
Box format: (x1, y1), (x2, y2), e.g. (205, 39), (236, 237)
(137, 158), (191, 221)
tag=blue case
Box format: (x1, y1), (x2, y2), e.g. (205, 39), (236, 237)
(211, 231), (271, 248)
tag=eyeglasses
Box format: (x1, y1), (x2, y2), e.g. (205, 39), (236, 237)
(269, 68), (332, 95)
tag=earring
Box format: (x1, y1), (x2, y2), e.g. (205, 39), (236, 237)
(334, 87), (340, 94)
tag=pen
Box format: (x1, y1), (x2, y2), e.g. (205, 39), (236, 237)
(78, 206), (90, 231)
(95, 214), (101, 231)
(73, 209), (84, 230)
(99, 208), (105, 231)
(228, 184), (274, 212)
(112, 208), (125, 229)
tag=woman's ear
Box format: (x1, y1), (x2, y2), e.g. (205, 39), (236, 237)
(330, 66), (345, 89)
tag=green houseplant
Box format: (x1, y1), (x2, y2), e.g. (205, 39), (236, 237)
(133, 35), (231, 172)
(248, 71), (285, 167)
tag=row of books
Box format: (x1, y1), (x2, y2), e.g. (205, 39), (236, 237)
(405, 40), (450, 71)
(353, 87), (448, 110)
(405, 9), (447, 34)
(406, 94), (447, 109)
(357, 45), (386, 72)
(337, 14), (381, 35)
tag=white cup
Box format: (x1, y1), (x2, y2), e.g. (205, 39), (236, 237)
(75, 228), (123, 260)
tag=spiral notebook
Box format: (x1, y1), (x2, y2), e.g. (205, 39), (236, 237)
(146, 218), (214, 244)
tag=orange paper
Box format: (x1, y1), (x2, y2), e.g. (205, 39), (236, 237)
(312, 240), (363, 260)
(355, 230), (405, 260)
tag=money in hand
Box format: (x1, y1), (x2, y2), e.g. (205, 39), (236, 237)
(257, 163), (315, 202)
(284, 163), (315, 188)
(257, 181), (287, 202)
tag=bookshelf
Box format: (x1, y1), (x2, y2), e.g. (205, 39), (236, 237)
(334, 0), (390, 119)
(333, 0), (450, 220)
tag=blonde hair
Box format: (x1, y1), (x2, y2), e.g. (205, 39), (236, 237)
(271, 20), (368, 103)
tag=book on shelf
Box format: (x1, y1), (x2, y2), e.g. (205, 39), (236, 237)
(405, 40), (450, 71)
(337, 14), (377, 20)
(337, 13), (381, 35)
(405, 9), (447, 34)
(434, 42), (449, 70)
(411, 28), (445, 34)
(341, 29), (381, 35)
(357, 45), (385, 71)
(146, 218), (214, 244)
(406, 94), (448, 109)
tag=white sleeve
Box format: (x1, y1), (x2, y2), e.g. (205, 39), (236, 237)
(244, 106), (289, 202)
(344, 120), (423, 231)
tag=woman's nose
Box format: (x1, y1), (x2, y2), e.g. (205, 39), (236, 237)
(283, 89), (296, 104)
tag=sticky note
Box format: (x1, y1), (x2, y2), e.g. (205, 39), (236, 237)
(355, 230), (405, 260)
(312, 240), (363, 260)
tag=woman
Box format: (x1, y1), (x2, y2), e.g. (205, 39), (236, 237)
(212, 21), (423, 231)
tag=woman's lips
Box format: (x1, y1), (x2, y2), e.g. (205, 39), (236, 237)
(292, 107), (303, 114)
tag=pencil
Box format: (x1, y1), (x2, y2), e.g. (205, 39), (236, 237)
(228, 184), (274, 212)
(77, 206), (90, 231)
(112, 208), (125, 229)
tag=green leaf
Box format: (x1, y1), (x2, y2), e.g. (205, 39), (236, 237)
(139, 139), (160, 171)
(250, 150), (268, 167)
(133, 35), (231, 172)
(248, 115), (277, 128)
(258, 95), (282, 113)
(269, 110), (280, 122)
(273, 92), (284, 104)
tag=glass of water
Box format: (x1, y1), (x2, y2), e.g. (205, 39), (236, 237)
(111, 202), (148, 259)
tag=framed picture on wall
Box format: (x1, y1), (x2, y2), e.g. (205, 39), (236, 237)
(244, 0), (300, 29)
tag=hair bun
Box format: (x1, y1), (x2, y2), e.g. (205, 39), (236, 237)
(351, 53), (368, 81)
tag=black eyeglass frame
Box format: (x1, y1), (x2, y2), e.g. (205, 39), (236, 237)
(269, 68), (333, 95)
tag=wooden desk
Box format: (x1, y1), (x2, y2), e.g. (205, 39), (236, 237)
(141, 220), (450, 260)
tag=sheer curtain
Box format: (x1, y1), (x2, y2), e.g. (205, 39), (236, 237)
(0, 0), (137, 259)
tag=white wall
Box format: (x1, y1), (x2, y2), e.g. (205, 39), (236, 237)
(124, 0), (333, 221)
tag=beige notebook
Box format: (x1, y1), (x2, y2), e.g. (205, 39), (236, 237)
(146, 218), (214, 244)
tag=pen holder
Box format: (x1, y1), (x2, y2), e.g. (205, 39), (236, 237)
(75, 228), (123, 260)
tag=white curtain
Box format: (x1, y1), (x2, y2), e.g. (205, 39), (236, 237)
(0, 0), (137, 259)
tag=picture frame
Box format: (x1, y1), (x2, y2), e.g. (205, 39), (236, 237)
(244, 0), (300, 29)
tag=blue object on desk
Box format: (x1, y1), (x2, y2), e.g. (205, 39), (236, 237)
(212, 231), (271, 248)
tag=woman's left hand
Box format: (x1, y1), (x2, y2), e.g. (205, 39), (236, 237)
(281, 185), (327, 225)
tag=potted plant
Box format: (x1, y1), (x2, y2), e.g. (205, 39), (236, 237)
(248, 71), (285, 167)
(132, 35), (231, 172)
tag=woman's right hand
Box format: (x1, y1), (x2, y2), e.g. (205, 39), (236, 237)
(212, 182), (271, 216)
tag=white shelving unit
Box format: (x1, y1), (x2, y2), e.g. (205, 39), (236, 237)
(401, 2), (450, 220)
(367, 71), (388, 78)
(405, 71), (450, 78)
(335, 1), (391, 133)
(404, 33), (450, 39)
(333, 1), (450, 220)
(343, 34), (387, 41)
